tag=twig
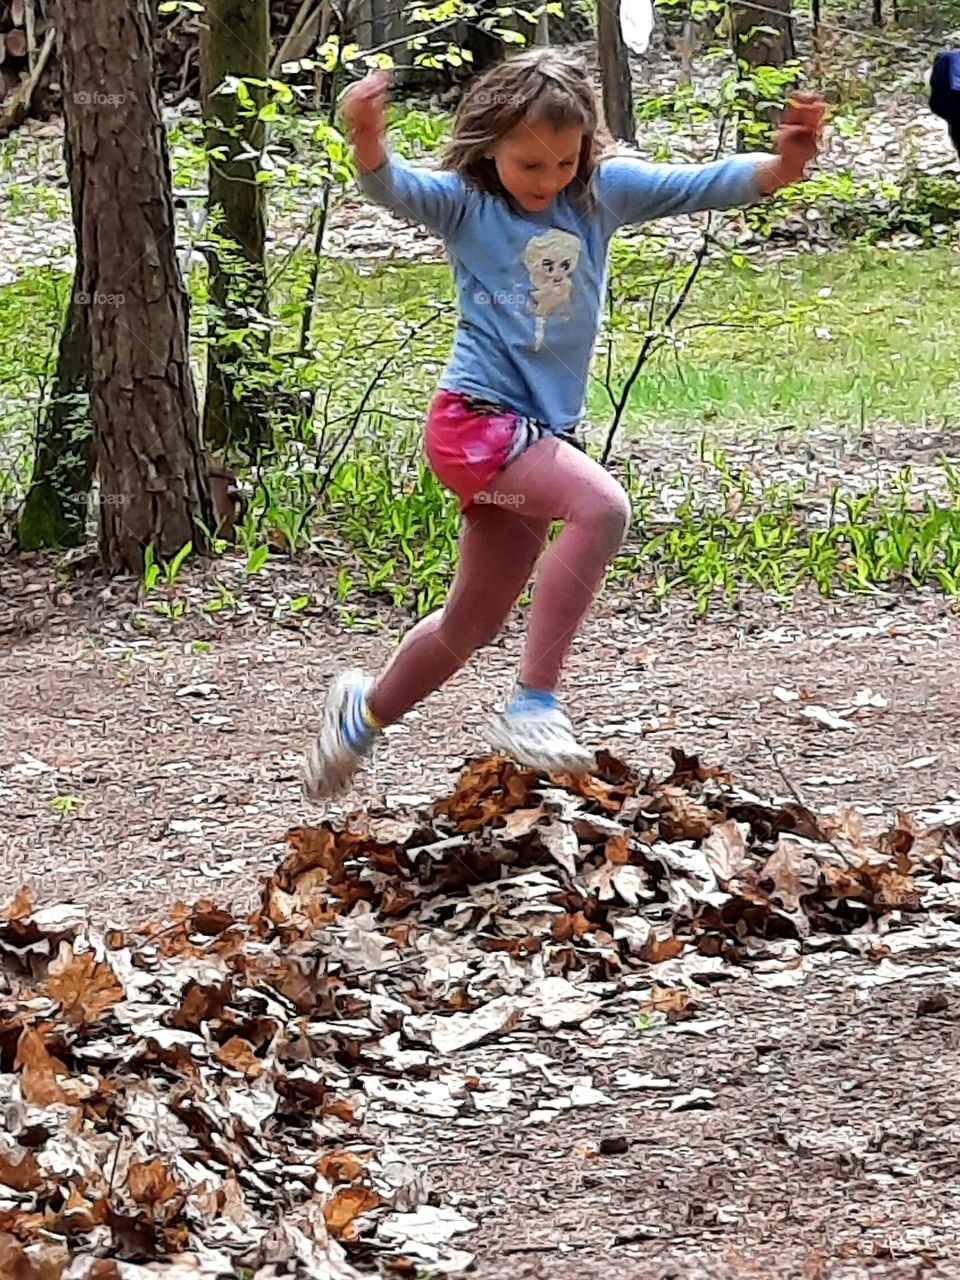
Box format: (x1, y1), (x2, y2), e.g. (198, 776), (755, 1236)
(762, 736), (848, 861)
(0, 25), (55, 138)
(271, 0), (323, 76)
(25, 0), (37, 75)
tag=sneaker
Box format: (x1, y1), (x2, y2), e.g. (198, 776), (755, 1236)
(485, 687), (595, 775)
(304, 670), (378, 801)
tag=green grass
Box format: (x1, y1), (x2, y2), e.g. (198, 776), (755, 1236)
(6, 244), (960, 613)
(593, 246), (960, 437)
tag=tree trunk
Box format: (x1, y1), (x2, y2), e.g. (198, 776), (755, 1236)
(200, 0), (271, 459)
(17, 266), (94, 550)
(730, 0), (794, 151)
(597, 0), (635, 144)
(57, 0), (214, 574)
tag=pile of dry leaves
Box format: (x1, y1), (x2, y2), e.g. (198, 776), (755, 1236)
(2, 749), (959, 1279)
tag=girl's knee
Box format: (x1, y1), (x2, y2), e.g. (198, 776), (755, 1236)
(597, 483), (631, 549)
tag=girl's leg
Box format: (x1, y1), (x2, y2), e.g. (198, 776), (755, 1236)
(305, 503), (549, 800)
(483, 436), (631, 694)
(368, 504), (550, 724)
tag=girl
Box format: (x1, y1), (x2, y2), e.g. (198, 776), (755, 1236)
(306, 47), (822, 800)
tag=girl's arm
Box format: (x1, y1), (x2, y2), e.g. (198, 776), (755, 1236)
(598, 94), (823, 230)
(341, 71), (468, 239)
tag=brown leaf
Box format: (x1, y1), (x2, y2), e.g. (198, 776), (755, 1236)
(0, 888), (33, 922)
(380, 885), (419, 917)
(323, 1097), (357, 1125)
(318, 1150), (369, 1185)
(45, 1186), (101, 1236)
(497, 805), (546, 840)
(701, 819), (750, 882)
(45, 948), (123, 1027)
(14, 1028), (75, 1106)
(552, 912), (594, 942)
(323, 1184), (380, 1240)
(640, 984), (690, 1015)
(127, 1158), (181, 1210)
(858, 862), (920, 911)
(760, 838), (821, 913)
(189, 902), (236, 936)
(218, 1036), (263, 1078)
(0, 1233), (66, 1280)
(641, 931), (684, 963)
(0, 1147), (41, 1192)
(171, 979), (232, 1030)
(649, 787), (714, 841)
(605, 833), (631, 865)
(434, 757), (537, 831)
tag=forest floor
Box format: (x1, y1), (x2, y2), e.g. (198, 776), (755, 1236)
(3, 549), (960, 1278)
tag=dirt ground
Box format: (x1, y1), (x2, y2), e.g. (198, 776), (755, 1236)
(3, 554), (960, 1277)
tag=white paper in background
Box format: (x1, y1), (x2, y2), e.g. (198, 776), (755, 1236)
(620, 0), (655, 54)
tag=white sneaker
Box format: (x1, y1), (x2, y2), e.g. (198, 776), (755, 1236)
(304, 670), (376, 802)
(485, 701), (595, 775)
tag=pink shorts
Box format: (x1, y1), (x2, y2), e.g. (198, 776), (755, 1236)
(424, 390), (522, 511)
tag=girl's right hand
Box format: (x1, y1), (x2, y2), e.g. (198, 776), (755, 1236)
(340, 70), (391, 137)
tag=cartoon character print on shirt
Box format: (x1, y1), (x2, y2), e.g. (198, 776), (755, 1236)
(521, 228), (582, 352)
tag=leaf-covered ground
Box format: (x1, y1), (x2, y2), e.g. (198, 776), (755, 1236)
(3, 558), (960, 1277)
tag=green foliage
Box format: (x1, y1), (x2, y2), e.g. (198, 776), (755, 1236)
(615, 452), (960, 614)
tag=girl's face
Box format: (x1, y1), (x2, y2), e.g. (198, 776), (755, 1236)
(488, 118), (583, 212)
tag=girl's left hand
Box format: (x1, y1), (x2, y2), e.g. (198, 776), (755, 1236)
(774, 92), (825, 184)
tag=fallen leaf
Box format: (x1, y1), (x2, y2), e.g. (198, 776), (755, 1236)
(701, 820), (751, 882)
(14, 1027), (75, 1106)
(0, 887), (33, 921)
(323, 1184), (380, 1240)
(0, 1147), (41, 1193)
(800, 705), (855, 733)
(319, 1150), (370, 1185)
(127, 1158), (182, 1210)
(218, 1036), (264, 1078)
(760, 838), (821, 913)
(45, 947), (123, 1027)
(641, 931), (684, 964)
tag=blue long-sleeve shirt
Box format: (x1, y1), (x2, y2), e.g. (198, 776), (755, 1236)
(358, 150), (763, 429)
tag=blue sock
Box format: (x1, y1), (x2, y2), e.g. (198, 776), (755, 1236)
(506, 683), (558, 716)
(342, 687), (380, 754)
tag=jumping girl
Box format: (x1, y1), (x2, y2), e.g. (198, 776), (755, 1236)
(305, 47), (822, 799)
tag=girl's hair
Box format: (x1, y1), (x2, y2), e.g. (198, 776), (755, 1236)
(443, 47), (612, 208)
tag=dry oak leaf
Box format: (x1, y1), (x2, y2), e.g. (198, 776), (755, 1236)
(0, 1233), (66, 1280)
(218, 1036), (263, 1079)
(45, 946), (123, 1027)
(318, 1150), (370, 1185)
(14, 1027), (77, 1106)
(641, 985), (690, 1015)
(1, 887), (34, 922)
(323, 1184), (380, 1241)
(641, 931), (684, 964)
(127, 1158), (182, 1210)
(44, 1185), (102, 1235)
(760, 838), (821, 913)
(0, 1146), (42, 1193)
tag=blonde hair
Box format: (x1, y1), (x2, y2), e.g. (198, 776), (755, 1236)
(443, 46), (612, 209)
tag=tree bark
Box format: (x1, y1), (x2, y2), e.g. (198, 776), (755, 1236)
(730, 0), (794, 151)
(57, 0), (213, 574)
(200, 0), (271, 459)
(596, 0), (635, 144)
(17, 264), (94, 550)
